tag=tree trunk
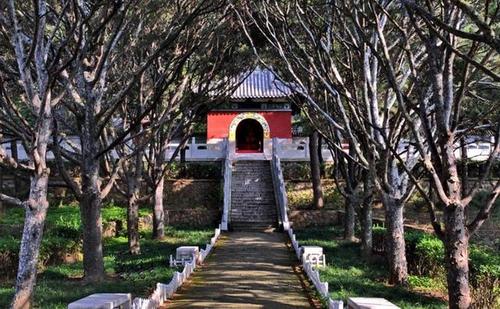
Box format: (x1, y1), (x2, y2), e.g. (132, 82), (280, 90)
(459, 137), (468, 197)
(127, 189), (140, 254)
(10, 172), (50, 309)
(383, 195), (408, 285)
(127, 154), (142, 255)
(152, 175), (165, 239)
(11, 107), (52, 309)
(80, 122), (105, 281)
(444, 204), (471, 309)
(309, 131), (324, 209)
(10, 140), (20, 194)
(180, 146), (186, 163)
(344, 194), (356, 241)
(360, 195), (373, 258)
(317, 134), (325, 177)
(360, 173), (374, 257)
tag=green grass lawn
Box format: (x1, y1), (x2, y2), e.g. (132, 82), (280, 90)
(295, 227), (447, 309)
(0, 205), (214, 308)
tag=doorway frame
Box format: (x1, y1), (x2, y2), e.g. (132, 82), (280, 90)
(228, 112), (272, 160)
(235, 118), (265, 153)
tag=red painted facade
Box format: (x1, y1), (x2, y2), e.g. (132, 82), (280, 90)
(207, 111), (292, 140)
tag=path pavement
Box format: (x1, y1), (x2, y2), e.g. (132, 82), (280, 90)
(165, 232), (313, 308)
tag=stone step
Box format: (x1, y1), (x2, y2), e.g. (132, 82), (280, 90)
(232, 178), (271, 180)
(231, 212), (276, 216)
(231, 207), (277, 212)
(231, 196), (275, 200)
(231, 185), (274, 193)
(230, 160), (277, 227)
(231, 217), (277, 222)
(231, 205), (277, 211)
(231, 178), (272, 182)
(231, 208), (277, 213)
(231, 185), (273, 189)
(233, 167), (271, 172)
(231, 211), (276, 215)
(231, 191), (274, 195)
(231, 201), (276, 205)
(231, 216), (277, 221)
(231, 208), (276, 211)
(231, 210), (277, 215)
(231, 193), (275, 198)
(231, 212), (277, 218)
(231, 186), (273, 190)
(232, 174), (271, 177)
(231, 193), (274, 197)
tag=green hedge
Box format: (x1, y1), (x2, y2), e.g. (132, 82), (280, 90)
(282, 162), (335, 180)
(166, 162), (222, 179)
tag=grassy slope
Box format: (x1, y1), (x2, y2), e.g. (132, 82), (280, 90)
(295, 227), (447, 309)
(0, 205), (213, 308)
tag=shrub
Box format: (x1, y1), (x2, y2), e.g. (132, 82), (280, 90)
(412, 234), (444, 277)
(282, 162), (311, 180)
(371, 225), (386, 254)
(469, 246), (500, 308)
(372, 226), (500, 307)
(0, 236), (20, 279)
(408, 275), (443, 291)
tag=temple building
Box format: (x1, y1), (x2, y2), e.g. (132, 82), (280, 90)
(206, 68), (294, 160)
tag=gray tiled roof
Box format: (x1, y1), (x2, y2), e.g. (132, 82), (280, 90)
(230, 67), (292, 99)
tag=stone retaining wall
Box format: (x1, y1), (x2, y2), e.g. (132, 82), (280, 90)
(165, 179), (221, 210)
(164, 208), (221, 227)
(289, 210), (341, 229)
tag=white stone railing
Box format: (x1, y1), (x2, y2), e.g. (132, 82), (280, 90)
(271, 138), (290, 231)
(273, 138), (338, 162)
(274, 137), (309, 161)
(131, 225), (222, 309)
(221, 140), (232, 231)
(3, 136), (497, 163)
(287, 228), (344, 309)
(166, 138), (225, 162)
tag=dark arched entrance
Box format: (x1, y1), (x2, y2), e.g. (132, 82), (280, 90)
(236, 119), (264, 153)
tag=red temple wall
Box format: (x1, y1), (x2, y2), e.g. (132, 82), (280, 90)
(207, 111), (292, 140)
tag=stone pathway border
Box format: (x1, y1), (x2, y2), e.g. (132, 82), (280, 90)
(287, 228), (344, 309)
(131, 224), (222, 309)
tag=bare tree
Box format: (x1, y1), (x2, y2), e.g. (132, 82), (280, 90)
(375, 1), (500, 307)
(98, 4), (252, 250)
(0, 1), (77, 307)
(51, 0), (232, 281)
(237, 0), (424, 284)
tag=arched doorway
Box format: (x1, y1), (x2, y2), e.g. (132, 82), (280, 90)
(235, 119), (264, 153)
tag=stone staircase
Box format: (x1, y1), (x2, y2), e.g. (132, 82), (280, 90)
(230, 161), (278, 231)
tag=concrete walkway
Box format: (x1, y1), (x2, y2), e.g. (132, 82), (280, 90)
(165, 232), (313, 308)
